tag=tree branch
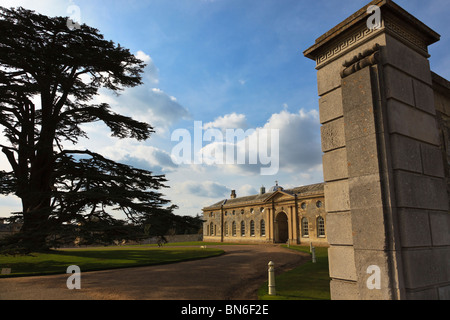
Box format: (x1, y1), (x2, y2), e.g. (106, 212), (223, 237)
(1, 147), (19, 175)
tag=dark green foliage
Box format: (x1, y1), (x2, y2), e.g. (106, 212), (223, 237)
(143, 208), (204, 238)
(0, 7), (173, 253)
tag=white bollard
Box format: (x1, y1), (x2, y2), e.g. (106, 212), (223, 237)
(268, 261), (276, 296)
(311, 247), (316, 263)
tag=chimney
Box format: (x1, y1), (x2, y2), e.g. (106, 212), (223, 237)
(230, 190), (236, 199)
(260, 186), (266, 195)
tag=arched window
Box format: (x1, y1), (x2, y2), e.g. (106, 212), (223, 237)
(317, 216), (325, 237)
(224, 222), (228, 236)
(210, 222), (214, 236)
(241, 221), (245, 237)
(250, 220), (255, 237)
(301, 218), (309, 237)
(260, 220), (266, 237)
(232, 221), (236, 236)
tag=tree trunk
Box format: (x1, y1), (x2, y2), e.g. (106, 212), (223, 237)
(18, 113), (56, 251)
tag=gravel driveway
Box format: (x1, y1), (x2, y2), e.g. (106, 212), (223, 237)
(0, 244), (309, 300)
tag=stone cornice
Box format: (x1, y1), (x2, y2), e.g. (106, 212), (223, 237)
(303, 0), (440, 69)
(313, 20), (382, 69)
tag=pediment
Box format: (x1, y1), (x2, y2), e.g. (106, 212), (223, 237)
(263, 190), (295, 203)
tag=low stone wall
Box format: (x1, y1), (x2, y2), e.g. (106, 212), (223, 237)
(203, 235), (329, 247)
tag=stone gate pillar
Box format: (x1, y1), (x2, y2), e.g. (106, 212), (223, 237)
(304, 0), (449, 299)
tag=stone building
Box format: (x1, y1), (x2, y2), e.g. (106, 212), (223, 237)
(202, 182), (328, 246)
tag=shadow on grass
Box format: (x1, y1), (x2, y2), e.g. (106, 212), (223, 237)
(0, 247), (224, 278)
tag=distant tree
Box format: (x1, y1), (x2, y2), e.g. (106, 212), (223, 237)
(0, 7), (172, 253)
(174, 214), (204, 235)
(143, 207), (204, 241)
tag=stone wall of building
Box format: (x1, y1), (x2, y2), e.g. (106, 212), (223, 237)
(432, 72), (450, 209)
(304, 0), (449, 300)
(203, 184), (328, 247)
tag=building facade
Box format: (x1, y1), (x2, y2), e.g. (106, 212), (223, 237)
(202, 183), (328, 246)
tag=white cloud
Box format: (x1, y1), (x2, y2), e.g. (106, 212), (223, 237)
(238, 184), (257, 197)
(263, 108), (321, 170)
(136, 50), (159, 86)
(203, 113), (248, 131)
(244, 108), (321, 173)
(119, 52), (191, 133)
(198, 107), (322, 177)
(0, 195), (21, 217)
(0, 0), (70, 16)
(174, 180), (229, 198)
(93, 51), (191, 135)
(99, 139), (178, 173)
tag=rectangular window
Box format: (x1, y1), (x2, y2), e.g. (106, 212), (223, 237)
(302, 218), (309, 237)
(261, 220), (266, 237)
(317, 217), (325, 237)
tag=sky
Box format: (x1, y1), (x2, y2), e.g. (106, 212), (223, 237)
(0, 0), (449, 219)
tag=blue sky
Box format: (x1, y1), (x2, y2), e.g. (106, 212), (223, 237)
(0, 0), (449, 218)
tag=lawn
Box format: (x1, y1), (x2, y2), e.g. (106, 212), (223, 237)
(0, 244), (224, 278)
(258, 245), (331, 300)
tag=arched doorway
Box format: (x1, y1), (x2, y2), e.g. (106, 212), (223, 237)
(275, 212), (289, 243)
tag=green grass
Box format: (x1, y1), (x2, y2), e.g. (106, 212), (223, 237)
(258, 246), (331, 300)
(0, 245), (224, 278)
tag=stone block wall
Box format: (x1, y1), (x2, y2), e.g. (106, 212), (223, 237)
(304, 0), (449, 300)
(433, 72), (450, 211)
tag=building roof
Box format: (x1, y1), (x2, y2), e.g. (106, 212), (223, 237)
(203, 182), (325, 211)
